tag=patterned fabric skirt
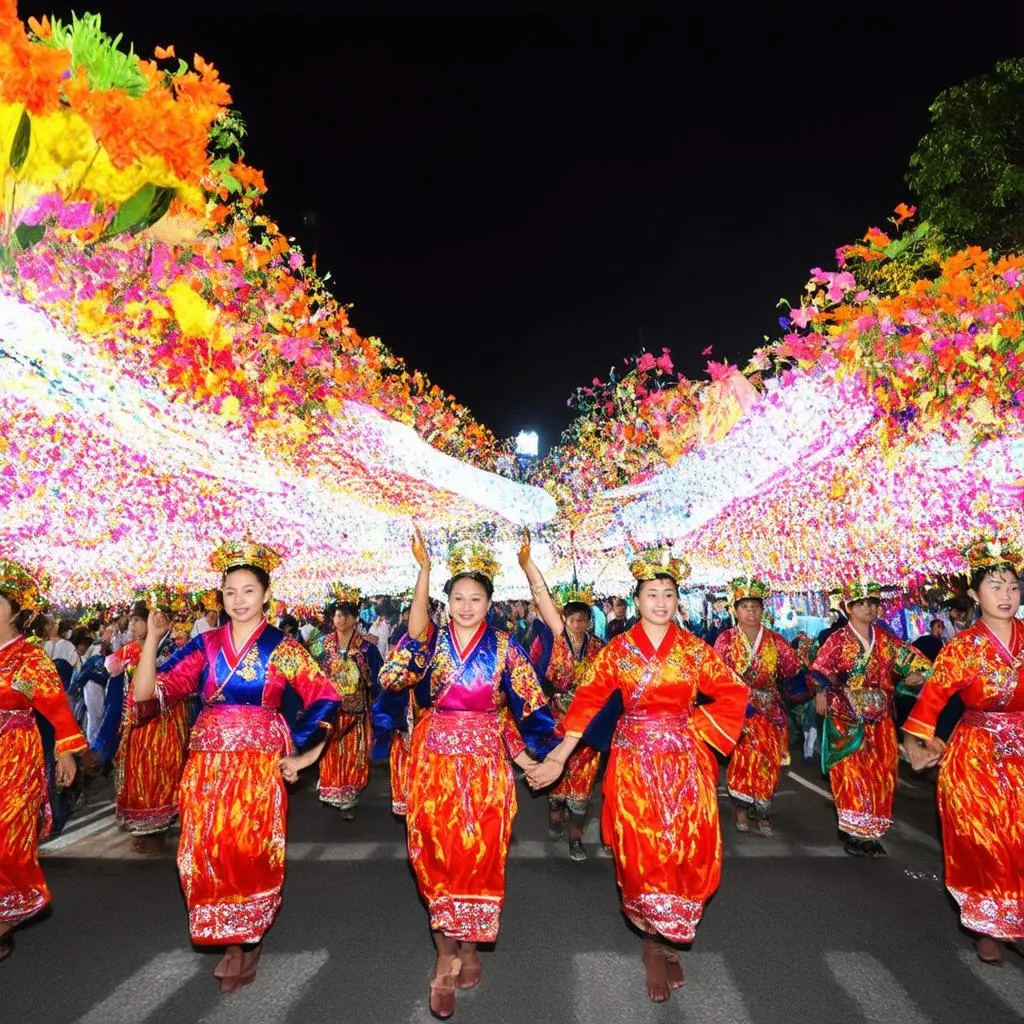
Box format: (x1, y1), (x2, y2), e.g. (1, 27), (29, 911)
(603, 712), (722, 944)
(405, 709), (514, 943)
(829, 716), (897, 839)
(115, 699), (189, 834)
(176, 706), (290, 945)
(389, 731), (410, 816)
(938, 712), (1024, 939)
(318, 710), (371, 810)
(0, 716), (50, 926)
(726, 710), (786, 814)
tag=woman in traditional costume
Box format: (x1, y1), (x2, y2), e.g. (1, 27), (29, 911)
(904, 539), (1024, 964)
(518, 532), (608, 861)
(380, 528), (558, 1019)
(131, 542), (341, 994)
(0, 558), (86, 961)
(110, 590), (190, 854)
(810, 580), (930, 856)
(528, 550), (748, 1003)
(315, 583), (382, 820)
(714, 576), (807, 835)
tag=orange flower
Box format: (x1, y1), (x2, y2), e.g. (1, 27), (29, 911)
(154, 44), (175, 59)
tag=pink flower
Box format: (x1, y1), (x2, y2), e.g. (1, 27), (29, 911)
(636, 352), (657, 372)
(706, 359), (737, 382)
(288, 252), (304, 270)
(656, 352), (674, 373)
(790, 305), (817, 329)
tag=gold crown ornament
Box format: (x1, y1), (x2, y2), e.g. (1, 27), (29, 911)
(729, 575), (771, 604)
(629, 547), (691, 584)
(447, 542), (500, 582)
(840, 579), (882, 604)
(329, 581), (362, 605)
(197, 589), (221, 612)
(0, 557), (48, 612)
(553, 582), (597, 608)
(140, 585), (193, 618)
(964, 537), (1024, 575)
(209, 540), (282, 576)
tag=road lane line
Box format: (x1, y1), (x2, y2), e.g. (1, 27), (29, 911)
(572, 951), (754, 1023)
(43, 815), (119, 850)
(825, 951), (931, 1023)
(957, 949), (1024, 1019)
(71, 949), (204, 1024)
(204, 950), (329, 1023)
(786, 771), (940, 852)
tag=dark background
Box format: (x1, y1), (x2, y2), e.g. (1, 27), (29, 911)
(45, 4), (1022, 448)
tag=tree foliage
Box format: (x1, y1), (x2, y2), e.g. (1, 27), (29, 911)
(907, 58), (1024, 253)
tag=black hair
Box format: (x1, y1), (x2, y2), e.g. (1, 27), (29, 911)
(130, 600), (149, 621)
(444, 571), (494, 599)
(277, 613), (299, 633)
(70, 627), (93, 648)
(0, 590), (37, 635)
(221, 564), (271, 590)
(633, 573), (679, 598)
(563, 601), (592, 619)
(326, 601), (360, 621)
(969, 564), (1020, 593)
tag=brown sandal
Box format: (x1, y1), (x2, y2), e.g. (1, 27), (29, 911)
(429, 956), (462, 1019)
(734, 809), (750, 833)
(755, 818), (774, 837)
(455, 952), (481, 990)
(641, 939), (671, 1003)
(219, 943), (262, 995)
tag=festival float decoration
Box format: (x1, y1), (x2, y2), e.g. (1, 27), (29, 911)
(0, 6), (554, 604)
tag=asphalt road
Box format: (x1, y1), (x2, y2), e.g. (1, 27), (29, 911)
(6, 753), (1023, 1024)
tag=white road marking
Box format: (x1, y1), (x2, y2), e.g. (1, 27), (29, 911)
(825, 951), (931, 1024)
(204, 950), (329, 1024)
(43, 814), (119, 850)
(572, 951), (754, 1023)
(62, 800), (115, 829)
(785, 771), (941, 852)
(71, 949), (204, 1024)
(957, 949), (1024, 1019)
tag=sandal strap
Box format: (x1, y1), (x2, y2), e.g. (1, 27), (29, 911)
(430, 957), (462, 992)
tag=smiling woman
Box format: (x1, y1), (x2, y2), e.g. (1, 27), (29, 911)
(128, 541), (342, 995)
(379, 527), (560, 1020)
(528, 548), (748, 1004)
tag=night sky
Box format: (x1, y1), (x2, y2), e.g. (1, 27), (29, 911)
(46, 4), (1022, 448)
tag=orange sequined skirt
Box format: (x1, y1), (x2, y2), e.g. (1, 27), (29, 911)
(938, 710), (1024, 939)
(389, 731), (410, 815)
(0, 712), (50, 926)
(177, 705), (292, 945)
(549, 696), (600, 814)
(115, 699), (190, 834)
(405, 709), (514, 943)
(602, 712), (722, 943)
(318, 709), (371, 810)
(828, 715), (897, 839)
(726, 708), (786, 813)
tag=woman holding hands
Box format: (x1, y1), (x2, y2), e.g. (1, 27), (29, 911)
(528, 549), (748, 1003)
(380, 526), (559, 1020)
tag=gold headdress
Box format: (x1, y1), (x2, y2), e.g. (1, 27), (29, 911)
(209, 540), (282, 575)
(197, 589), (221, 612)
(553, 582), (597, 608)
(140, 585), (193, 618)
(729, 575), (771, 603)
(329, 581), (362, 605)
(964, 537), (1024, 575)
(0, 557), (47, 612)
(447, 542), (500, 582)
(840, 579), (882, 604)
(629, 547), (691, 584)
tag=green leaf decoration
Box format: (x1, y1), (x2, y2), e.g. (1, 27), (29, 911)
(9, 108), (30, 172)
(14, 223), (46, 250)
(103, 184), (177, 238)
(43, 12), (148, 96)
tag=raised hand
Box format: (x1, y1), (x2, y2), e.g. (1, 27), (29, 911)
(517, 527), (532, 569)
(411, 523), (430, 571)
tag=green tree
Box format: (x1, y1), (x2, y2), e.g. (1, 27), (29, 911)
(906, 58), (1024, 253)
